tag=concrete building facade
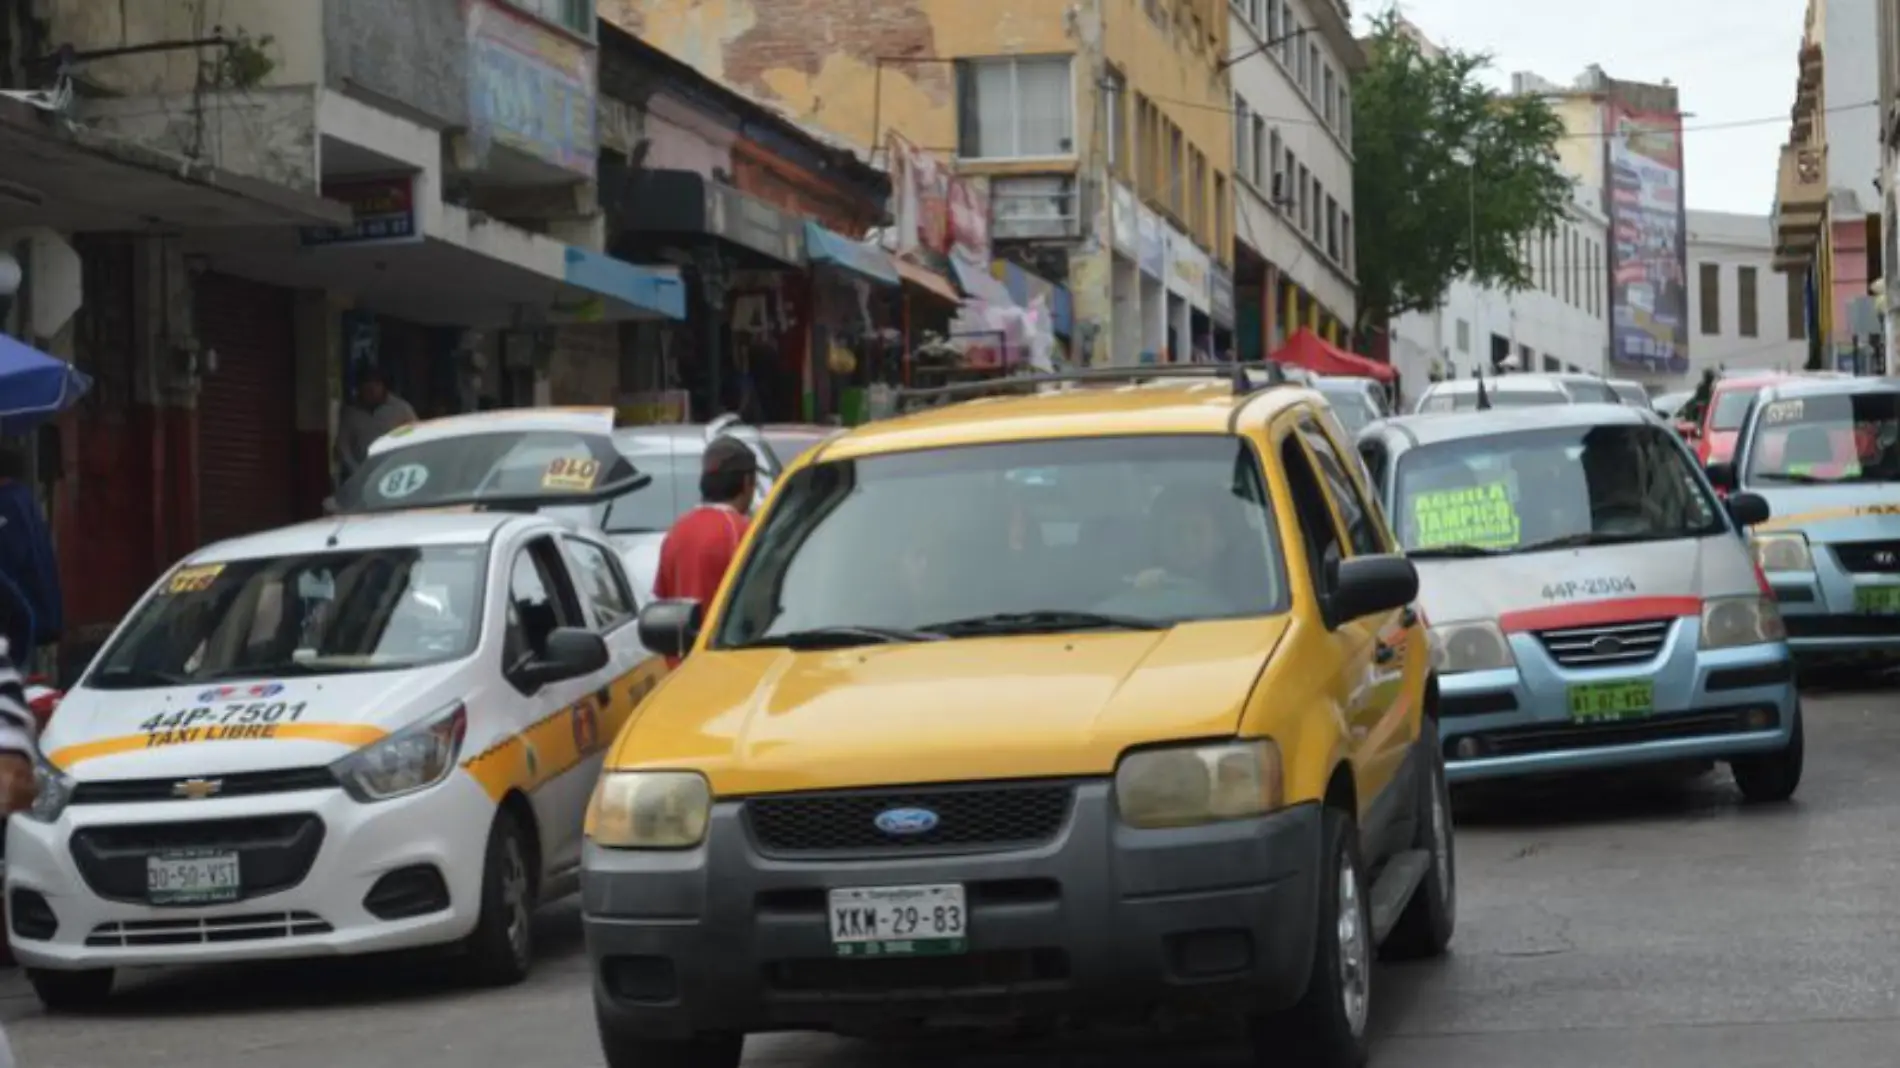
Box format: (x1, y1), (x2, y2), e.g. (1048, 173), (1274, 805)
(1687, 210), (1811, 377)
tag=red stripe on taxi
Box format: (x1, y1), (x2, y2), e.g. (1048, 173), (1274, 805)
(1498, 596), (1702, 635)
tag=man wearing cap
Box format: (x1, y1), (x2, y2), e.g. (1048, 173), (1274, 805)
(653, 438), (758, 653)
(334, 367), (418, 484)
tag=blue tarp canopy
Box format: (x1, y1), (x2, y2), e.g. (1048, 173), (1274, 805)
(803, 221), (900, 287)
(0, 334), (90, 438)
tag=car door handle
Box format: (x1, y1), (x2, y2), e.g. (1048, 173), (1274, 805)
(1399, 606), (1418, 628)
(1374, 642), (1398, 665)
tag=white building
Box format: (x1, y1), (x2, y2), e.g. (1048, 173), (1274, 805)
(1389, 182), (1611, 390)
(1687, 210), (1809, 378)
(1228, 0), (1363, 358)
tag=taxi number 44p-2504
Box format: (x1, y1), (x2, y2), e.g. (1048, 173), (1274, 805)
(827, 885), (967, 957)
(1568, 679), (1655, 724)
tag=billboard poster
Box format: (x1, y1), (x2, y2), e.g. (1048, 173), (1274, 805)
(1605, 102), (1688, 373)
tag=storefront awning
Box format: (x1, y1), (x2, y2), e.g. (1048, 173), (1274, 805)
(606, 167), (805, 268)
(0, 97), (350, 233)
(1272, 327), (1396, 382)
(895, 257), (960, 304)
(804, 221), (898, 286)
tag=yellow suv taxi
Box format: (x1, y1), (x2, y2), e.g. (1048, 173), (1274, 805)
(582, 367), (1452, 1068)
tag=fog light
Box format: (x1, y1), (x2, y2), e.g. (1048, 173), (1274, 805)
(1453, 737), (1484, 760)
(1744, 707), (1777, 731)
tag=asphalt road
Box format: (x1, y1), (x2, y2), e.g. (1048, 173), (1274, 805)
(8, 680), (1898, 1068)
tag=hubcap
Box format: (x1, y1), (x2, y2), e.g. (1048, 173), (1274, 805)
(1337, 854), (1369, 1036)
(501, 836), (531, 963)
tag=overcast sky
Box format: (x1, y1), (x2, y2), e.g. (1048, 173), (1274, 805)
(1371, 0), (1808, 216)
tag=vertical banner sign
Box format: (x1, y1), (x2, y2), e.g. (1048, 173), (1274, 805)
(466, 0), (598, 177)
(1605, 102), (1688, 374)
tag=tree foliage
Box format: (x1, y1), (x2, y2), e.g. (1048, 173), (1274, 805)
(1350, 10), (1575, 334)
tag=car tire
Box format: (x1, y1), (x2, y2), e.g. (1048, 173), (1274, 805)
(1383, 720), (1456, 961)
(463, 807), (536, 987)
(1731, 705), (1804, 804)
(1249, 805), (1372, 1068)
(26, 967), (113, 1013)
(598, 1024), (743, 1068)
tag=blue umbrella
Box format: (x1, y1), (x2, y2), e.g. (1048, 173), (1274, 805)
(0, 334), (91, 438)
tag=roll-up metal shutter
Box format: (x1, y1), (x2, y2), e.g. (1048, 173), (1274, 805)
(194, 272), (297, 546)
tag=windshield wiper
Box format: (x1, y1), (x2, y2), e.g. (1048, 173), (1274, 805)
(1758, 471), (1835, 484)
(923, 610), (1169, 636)
(1516, 531), (1679, 552)
(741, 625), (945, 650)
(1405, 544), (1500, 559)
(87, 666), (193, 688)
(197, 661), (331, 680)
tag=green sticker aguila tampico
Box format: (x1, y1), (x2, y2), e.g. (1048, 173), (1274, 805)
(1411, 480), (1522, 549)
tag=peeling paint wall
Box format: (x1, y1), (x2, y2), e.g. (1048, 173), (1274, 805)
(46, 0), (322, 96)
(79, 87), (321, 192)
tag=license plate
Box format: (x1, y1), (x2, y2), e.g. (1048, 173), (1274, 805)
(1855, 585), (1900, 615)
(1567, 679), (1654, 724)
(146, 849), (241, 906)
(828, 884), (966, 958)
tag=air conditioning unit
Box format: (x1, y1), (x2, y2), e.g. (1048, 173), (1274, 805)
(990, 175), (1080, 240)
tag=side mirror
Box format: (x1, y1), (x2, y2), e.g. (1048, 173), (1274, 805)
(1704, 462), (1736, 492)
(516, 627), (610, 688)
(1327, 554), (1420, 629)
(637, 599), (704, 659)
(1725, 491), (1771, 528)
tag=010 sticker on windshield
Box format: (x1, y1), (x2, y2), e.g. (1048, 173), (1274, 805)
(1540, 577), (1637, 601)
(1761, 399), (1805, 425)
(165, 564), (225, 594)
(1410, 481), (1522, 550)
(542, 456), (600, 491)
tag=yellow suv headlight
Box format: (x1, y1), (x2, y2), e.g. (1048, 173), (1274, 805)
(1113, 739), (1283, 829)
(1750, 532), (1811, 572)
(1430, 621), (1515, 674)
(585, 771), (712, 849)
(1700, 595), (1785, 649)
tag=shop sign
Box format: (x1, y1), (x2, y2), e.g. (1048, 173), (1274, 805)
(1211, 267), (1236, 328)
(1110, 183), (1139, 260)
(467, 0), (598, 176)
(1136, 204), (1164, 279)
(300, 175), (422, 248)
(1165, 225), (1211, 311)
(706, 182), (803, 265)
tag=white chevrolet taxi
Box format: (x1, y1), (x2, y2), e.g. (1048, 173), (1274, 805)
(6, 410), (666, 1010)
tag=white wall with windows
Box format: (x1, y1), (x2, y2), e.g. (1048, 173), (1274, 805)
(1687, 210), (1809, 380)
(1227, 0), (1359, 335)
(1390, 188), (1612, 390)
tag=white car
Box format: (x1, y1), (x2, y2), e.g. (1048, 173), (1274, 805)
(6, 416), (665, 1010)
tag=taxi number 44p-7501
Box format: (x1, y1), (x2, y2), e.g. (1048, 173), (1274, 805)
(827, 884), (967, 958)
(138, 702), (310, 733)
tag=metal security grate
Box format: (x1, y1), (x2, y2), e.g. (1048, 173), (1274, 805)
(85, 911), (331, 947)
(1535, 618), (1673, 668)
(746, 782), (1074, 857)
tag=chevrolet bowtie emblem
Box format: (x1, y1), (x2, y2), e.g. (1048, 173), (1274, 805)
(172, 778), (223, 800)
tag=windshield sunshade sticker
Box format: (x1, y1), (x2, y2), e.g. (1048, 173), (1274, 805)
(1411, 481), (1522, 550)
(461, 658), (666, 801)
(541, 456), (601, 491)
(1540, 577), (1637, 601)
(1499, 595), (1701, 635)
(49, 721), (388, 769)
(165, 564), (225, 595)
(1758, 501), (1900, 532)
(377, 463), (430, 499)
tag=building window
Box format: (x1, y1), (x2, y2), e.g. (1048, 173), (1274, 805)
(1456, 318), (1471, 352)
(1169, 124), (1185, 217)
(1282, 148), (1295, 211)
(1280, 8), (1296, 64)
(955, 56), (1075, 160)
(507, 0), (594, 36)
(1322, 67), (1336, 127)
(1252, 116), (1268, 185)
(1342, 212), (1352, 271)
(1136, 95), (1157, 198)
(1738, 265), (1759, 337)
(1786, 270), (1807, 339)
(1105, 68), (1127, 178)
(1308, 44), (1321, 97)
(1540, 233), (1551, 291)
(1146, 0), (1167, 28)
(1698, 262), (1721, 334)
(1565, 229), (1577, 305)
(1325, 195), (1339, 261)
(1215, 172), (1229, 256)
(1190, 149), (1208, 238)
(1296, 34), (1309, 86)
(1234, 96), (1250, 182)
(1310, 175), (1321, 237)
(1265, 0), (1278, 40)
(1586, 239), (1598, 315)
(1338, 85), (1351, 145)
(1297, 163), (1309, 232)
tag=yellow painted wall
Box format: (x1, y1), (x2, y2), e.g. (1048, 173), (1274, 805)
(1552, 95), (1605, 194)
(46, 0), (322, 95)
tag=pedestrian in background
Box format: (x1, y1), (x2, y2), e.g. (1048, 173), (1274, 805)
(0, 447), (58, 670)
(333, 367), (417, 485)
(653, 438), (757, 663)
(0, 637), (38, 816)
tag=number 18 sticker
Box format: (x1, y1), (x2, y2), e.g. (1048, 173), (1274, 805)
(379, 463), (429, 498)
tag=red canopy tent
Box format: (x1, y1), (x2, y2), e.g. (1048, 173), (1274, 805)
(1270, 327), (1396, 382)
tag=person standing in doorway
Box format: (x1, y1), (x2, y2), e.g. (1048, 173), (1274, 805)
(334, 367), (418, 485)
(653, 438), (757, 663)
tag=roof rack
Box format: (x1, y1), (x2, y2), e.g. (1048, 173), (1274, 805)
(894, 361), (1290, 413)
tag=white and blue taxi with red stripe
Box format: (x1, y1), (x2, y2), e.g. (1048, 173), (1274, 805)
(6, 409), (667, 1009)
(1355, 404), (1802, 799)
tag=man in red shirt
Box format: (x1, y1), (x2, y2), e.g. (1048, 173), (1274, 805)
(653, 438), (758, 661)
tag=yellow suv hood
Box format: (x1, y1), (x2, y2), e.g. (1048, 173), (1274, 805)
(609, 618), (1290, 796)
